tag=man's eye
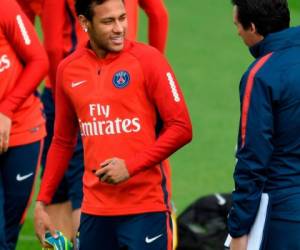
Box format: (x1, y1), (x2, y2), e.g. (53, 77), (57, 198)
(103, 20), (113, 24)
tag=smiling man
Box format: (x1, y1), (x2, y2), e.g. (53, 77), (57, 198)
(34, 0), (192, 249)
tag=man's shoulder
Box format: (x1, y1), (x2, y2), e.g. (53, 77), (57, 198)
(0, 0), (19, 20)
(57, 48), (87, 73)
(127, 40), (163, 60)
(0, 0), (12, 10)
(243, 53), (274, 80)
(126, 40), (166, 74)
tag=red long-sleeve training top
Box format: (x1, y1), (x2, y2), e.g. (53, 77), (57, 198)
(38, 40), (192, 215)
(0, 0), (48, 146)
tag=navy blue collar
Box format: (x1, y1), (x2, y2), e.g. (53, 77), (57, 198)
(249, 26), (300, 58)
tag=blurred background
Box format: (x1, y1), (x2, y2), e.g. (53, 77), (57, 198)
(16, 0), (300, 249)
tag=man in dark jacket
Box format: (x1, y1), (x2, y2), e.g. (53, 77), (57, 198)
(228, 0), (300, 249)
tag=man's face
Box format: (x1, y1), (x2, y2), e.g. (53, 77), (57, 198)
(87, 0), (127, 56)
(233, 6), (263, 47)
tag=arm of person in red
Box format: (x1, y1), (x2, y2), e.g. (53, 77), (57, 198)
(139, 0), (169, 53)
(124, 0), (139, 41)
(126, 47), (192, 176)
(37, 61), (79, 204)
(41, 0), (65, 90)
(0, 0), (49, 118)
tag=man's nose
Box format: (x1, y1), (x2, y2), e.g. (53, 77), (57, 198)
(113, 21), (123, 33)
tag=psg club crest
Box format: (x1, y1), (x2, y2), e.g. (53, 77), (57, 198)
(112, 70), (130, 89)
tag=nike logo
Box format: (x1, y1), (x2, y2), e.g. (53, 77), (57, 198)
(16, 173), (34, 181)
(145, 234), (163, 244)
(71, 80), (87, 88)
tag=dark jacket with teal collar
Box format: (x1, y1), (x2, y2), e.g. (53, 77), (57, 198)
(228, 26), (300, 237)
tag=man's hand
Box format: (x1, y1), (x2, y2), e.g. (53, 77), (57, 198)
(230, 235), (248, 250)
(34, 201), (57, 247)
(0, 112), (11, 154)
(95, 157), (130, 184)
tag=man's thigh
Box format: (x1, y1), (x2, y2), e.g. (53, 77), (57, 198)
(0, 141), (42, 248)
(118, 212), (173, 250)
(79, 213), (119, 250)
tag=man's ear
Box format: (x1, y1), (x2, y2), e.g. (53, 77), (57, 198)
(250, 22), (264, 41)
(249, 23), (264, 42)
(78, 15), (89, 33)
(250, 22), (257, 34)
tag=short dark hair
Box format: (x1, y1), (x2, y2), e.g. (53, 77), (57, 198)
(231, 0), (290, 36)
(75, 0), (124, 21)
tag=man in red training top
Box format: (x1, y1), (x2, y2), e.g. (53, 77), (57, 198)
(34, 0), (192, 249)
(125, 0), (168, 53)
(0, 0), (48, 249)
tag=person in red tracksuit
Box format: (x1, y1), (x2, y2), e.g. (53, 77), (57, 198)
(0, 0), (48, 249)
(125, 0), (169, 53)
(40, 0), (168, 246)
(16, 0), (87, 243)
(34, 0), (192, 249)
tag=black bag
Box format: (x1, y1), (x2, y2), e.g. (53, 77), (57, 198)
(177, 193), (231, 250)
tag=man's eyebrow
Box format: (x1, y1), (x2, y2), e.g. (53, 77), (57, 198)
(101, 16), (114, 21)
(100, 13), (126, 21)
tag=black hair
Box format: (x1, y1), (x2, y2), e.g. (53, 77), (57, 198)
(75, 0), (124, 21)
(231, 0), (290, 36)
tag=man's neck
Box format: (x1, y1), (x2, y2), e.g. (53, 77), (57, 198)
(90, 40), (107, 58)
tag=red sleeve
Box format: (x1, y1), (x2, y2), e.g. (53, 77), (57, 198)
(126, 47), (192, 176)
(41, 0), (65, 89)
(139, 0), (168, 53)
(37, 62), (79, 204)
(125, 0), (139, 41)
(0, 0), (49, 118)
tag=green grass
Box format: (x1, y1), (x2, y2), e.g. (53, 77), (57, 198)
(16, 1), (300, 249)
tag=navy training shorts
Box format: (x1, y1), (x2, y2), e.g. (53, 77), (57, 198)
(79, 212), (173, 250)
(0, 140), (42, 249)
